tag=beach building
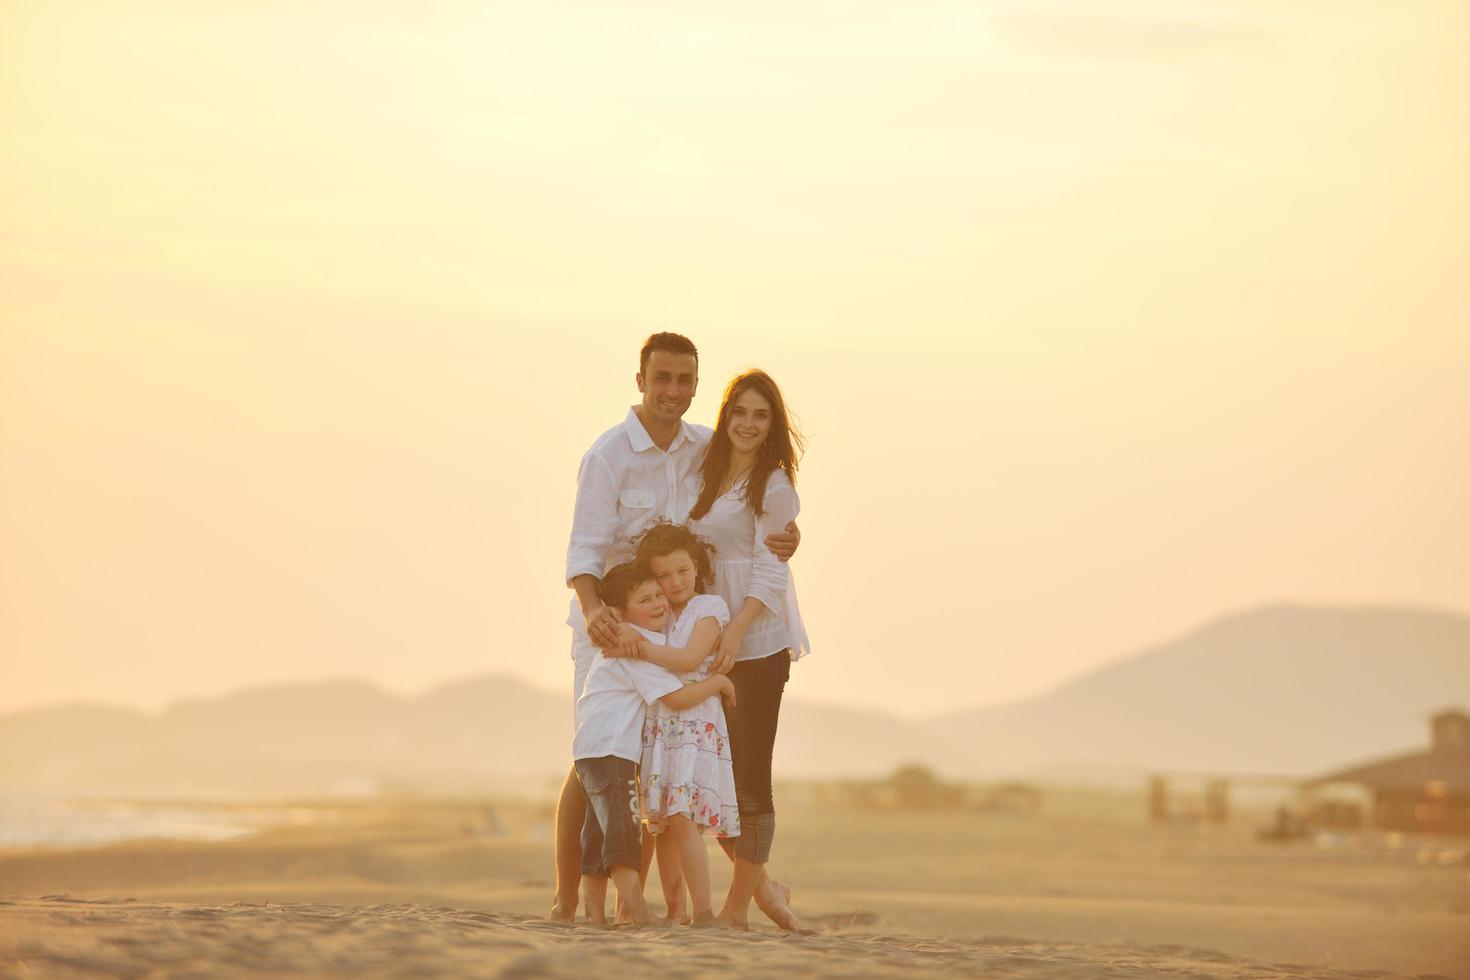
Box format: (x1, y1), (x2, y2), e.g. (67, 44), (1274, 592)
(1305, 708), (1470, 835)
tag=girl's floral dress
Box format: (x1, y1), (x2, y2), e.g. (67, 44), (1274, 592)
(639, 593), (740, 837)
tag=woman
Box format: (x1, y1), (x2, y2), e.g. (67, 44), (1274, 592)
(686, 369), (809, 931)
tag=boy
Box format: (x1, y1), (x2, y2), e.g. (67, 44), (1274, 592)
(572, 560), (735, 924)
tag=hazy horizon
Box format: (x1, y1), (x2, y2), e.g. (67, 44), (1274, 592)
(5, 599), (1468, 721)
(4, 1), (1468, 719)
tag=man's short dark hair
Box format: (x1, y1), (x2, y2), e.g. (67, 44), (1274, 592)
(639, 332), (699, 375)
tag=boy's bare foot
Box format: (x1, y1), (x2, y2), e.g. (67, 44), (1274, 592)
(653, 914), (691, 926)
(689, 911), (716, 928)
(586, 911), (609, 926)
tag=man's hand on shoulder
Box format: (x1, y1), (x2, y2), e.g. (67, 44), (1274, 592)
(764, 521), (801, 563)
(584, 605), (622, 649)
(599, 621), (643, 661)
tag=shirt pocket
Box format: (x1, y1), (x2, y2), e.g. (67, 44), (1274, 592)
(619, 489), (656, 511)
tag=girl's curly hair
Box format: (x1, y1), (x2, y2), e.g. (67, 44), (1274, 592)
(630, 521), (717, 594)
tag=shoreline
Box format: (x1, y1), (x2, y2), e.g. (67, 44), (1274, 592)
(0, 795), (1465, 977)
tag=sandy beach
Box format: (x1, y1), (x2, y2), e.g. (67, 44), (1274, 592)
(2, 791), (1466, 978)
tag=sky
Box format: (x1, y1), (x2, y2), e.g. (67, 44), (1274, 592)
(2, 0), (1467, 720)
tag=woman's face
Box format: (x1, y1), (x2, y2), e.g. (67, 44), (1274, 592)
(725, 387), (773, 457)
(649, 549), (698, 608)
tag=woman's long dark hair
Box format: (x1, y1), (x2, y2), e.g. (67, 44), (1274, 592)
(689, 369), (804, 521)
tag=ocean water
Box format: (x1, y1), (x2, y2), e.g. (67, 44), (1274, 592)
(0, 798), (258, 849)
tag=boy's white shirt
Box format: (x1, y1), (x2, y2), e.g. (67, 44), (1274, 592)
(572, 625), (681, 763)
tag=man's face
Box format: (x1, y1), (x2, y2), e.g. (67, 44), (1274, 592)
(637, 350), (698, 425)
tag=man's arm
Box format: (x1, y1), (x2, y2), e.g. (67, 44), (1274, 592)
(571, 574), (625, 651)
(763, 521), (800, 562)
(565, 452), (634, 652)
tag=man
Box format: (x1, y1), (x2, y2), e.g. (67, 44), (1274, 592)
(548, 332), (799, 923)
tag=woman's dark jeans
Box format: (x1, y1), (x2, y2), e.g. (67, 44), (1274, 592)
(722, 650), (790, 863)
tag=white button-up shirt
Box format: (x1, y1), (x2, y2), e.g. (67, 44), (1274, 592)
(565, 408), (711, 630)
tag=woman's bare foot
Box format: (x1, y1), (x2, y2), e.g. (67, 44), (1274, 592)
(545, 903), (576, 924)
(756, 880), (801, 931)
(765, 902), (801, 932)
(689, 911), (716, 928)
(661, 896), (690, 925)
(713, 910), (749, 930)
(613, 910), (653, 928)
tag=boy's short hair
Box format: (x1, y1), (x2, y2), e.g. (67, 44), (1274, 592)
(599, 560), (656, 611)
(639, 332), (698, 374)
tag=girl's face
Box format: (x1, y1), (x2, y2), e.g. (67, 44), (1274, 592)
(649, 550), (698, 609)
(621, 579), (668, 631)
(725, 387), (773, 457)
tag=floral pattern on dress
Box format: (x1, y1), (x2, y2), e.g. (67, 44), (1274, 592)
(638, 595), (740, 838)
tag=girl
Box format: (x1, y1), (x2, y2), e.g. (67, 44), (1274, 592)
(688, 369), (807, 931)
(628, 522), (740, 927)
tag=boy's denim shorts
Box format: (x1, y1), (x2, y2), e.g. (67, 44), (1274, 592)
(575, 755), (642, 877)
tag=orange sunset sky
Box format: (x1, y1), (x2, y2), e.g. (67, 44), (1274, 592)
(2, 0), (1467, 719)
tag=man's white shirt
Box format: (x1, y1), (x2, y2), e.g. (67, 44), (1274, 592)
(564, 407), (711, 632)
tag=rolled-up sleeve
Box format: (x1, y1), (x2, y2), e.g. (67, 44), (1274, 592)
(565, 452), (618, 584)
(745, 475), (799, 612)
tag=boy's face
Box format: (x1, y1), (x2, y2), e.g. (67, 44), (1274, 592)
(649, 550), (697, 608)
(620, 579), (669, 632)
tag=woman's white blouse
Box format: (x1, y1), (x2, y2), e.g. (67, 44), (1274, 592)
(687, 468), (810, 664)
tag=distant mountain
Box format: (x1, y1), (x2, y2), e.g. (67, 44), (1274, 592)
(0, 676), (570, 798)
(1, 605), (1465, 797)
(918, 605), (1470, 777)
